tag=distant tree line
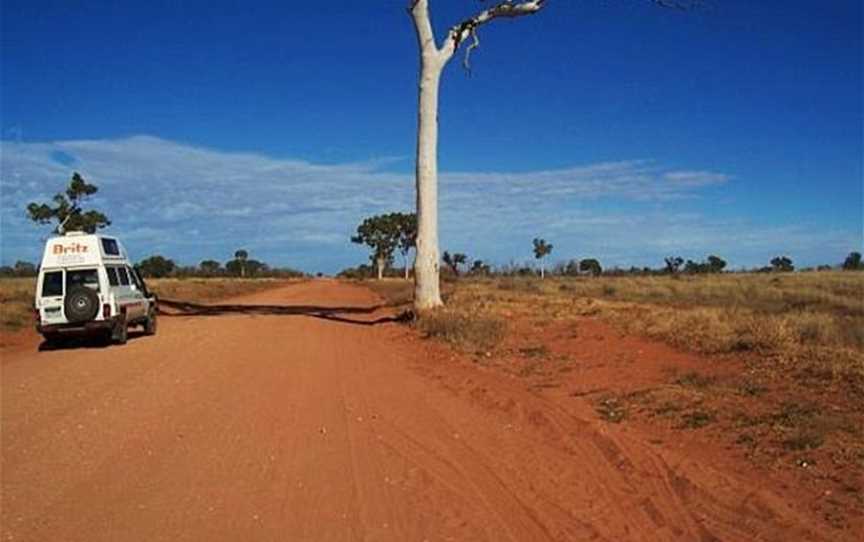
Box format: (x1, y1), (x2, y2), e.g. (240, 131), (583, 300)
(134, 249), (305, 279)
(0, 261), (38, 278)
(339, 218), (864, 279)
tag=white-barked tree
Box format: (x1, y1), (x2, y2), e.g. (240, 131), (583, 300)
(409, 0), (547, 311)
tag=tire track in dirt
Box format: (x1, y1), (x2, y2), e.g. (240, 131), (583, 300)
(1, 280), (842, 541)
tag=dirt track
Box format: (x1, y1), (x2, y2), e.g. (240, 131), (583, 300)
(0, 281), (845, 541)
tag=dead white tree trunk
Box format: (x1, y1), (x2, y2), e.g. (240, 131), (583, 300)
(409, 0), (546, 312)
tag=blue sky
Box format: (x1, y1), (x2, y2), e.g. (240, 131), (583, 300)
(1, 0), (861, 272)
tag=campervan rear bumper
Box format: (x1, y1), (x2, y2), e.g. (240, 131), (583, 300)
(38, 317), (119, 336)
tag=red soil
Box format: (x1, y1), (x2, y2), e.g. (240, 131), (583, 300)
(1, 280), (856, 541)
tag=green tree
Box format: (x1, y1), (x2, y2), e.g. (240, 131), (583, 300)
(200, 260), (221, 276)
(707, 255), (727, 273)
(137, 255), (176, 278)
(532, 238), (553, 279)
(244, 259), (267, 276)
(27, 172), (110, 234)
(664, 256), (684, 274)
(351, 214), (406, 280)
(442, 251), (467, 276)
(470, 259), (491, 276)
(225, 251), (265, 278)
(394, 212), (418, 280)
(843, 251), (862, 271)
(559, 260), (580, 277)
(579, 258), (602, 277)
(770, 256), (794, 273)
(234, 249), (249, 277)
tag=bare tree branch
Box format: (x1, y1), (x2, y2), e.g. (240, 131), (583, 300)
(439, 0), (547, 62)
(462, 27), (480, 72)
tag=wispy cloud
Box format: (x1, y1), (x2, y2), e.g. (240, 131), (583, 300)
(0, 135), (853, 271)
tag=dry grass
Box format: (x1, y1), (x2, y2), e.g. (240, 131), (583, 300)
(438, 273), (864, 391)
(360, 279), (416, 307)
(355, 273), (863, 387)
(0, 277), (295, 333)
(359, 278), (507, 353)
(414, 310), (506, 353)
(0, 278), (37, 330)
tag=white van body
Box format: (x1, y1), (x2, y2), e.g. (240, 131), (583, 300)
(35, 232), (157, 345)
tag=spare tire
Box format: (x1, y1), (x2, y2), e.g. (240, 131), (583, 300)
(65, 286), (99, 323)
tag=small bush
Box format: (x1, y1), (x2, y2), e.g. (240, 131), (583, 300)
(415, 311), (506, 352)
(674, 372), (715, 389)
(596, 396), (627, 423)
(679, 410), (715, 429)
(782, 431), (825, 451)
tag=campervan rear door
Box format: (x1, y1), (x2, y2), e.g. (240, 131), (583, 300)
(37, 269), (66, 324)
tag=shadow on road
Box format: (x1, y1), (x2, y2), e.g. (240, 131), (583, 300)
(38, 331), (147, 351)
(158, 299), (413, 326)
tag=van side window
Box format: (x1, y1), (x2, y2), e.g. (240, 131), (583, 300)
(42, 271), (63, 297)
(131, 268), (150, 296)
(106, 267), (119, 286)
(101, 238), (120, 255)
(118, 267), (130, 286)
(127, 266), (142, 289)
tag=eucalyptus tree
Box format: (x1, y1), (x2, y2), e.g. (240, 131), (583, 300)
(532, 238), (553, 279)
(234, 249), (249, 277)
(408, 0), (546, 309)
(843, 251), (862, 271)
(770, 256), (794, 273)
(442, 251), (467, 276)
(352, 214), (402, 280)
(27, 172), (110, 234)
(407, 0), (691, 309)
(579, 258), (603, 277)
(394, 212), (418, 280)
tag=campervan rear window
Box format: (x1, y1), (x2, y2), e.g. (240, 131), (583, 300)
(101, 238), (120, 256)
(66, 269), (100, 292)
(42, 271), (63, 297)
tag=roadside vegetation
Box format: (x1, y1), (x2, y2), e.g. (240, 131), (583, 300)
(367, 271), (863, 373)
(360, 269), (864, 513)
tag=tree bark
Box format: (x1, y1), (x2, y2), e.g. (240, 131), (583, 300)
(409, 0), (544, 311)
(411, 1), (444, 310)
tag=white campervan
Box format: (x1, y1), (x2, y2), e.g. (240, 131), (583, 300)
(35, 232), (157, 345)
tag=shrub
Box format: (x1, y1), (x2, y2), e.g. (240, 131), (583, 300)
(415, 311), (505, 352)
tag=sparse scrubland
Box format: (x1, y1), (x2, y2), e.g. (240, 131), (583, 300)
(366, 271), (864, 515)
(370, 272), (863, 370)
(0, 277), (294, 333)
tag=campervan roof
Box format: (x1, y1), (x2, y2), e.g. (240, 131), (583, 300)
(40, 232), (128, 269)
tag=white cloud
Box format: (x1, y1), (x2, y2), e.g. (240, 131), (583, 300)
(0, 135), (853, 271)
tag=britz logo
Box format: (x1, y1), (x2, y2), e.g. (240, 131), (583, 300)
(53, 243), (88, 255)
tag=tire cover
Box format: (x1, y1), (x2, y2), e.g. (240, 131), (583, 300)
(65, 286), (99, 323)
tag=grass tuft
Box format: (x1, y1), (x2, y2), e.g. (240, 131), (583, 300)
(414, 310), (506, 353)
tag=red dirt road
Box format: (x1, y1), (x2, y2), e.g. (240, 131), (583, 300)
(0, 281), (843, 541)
